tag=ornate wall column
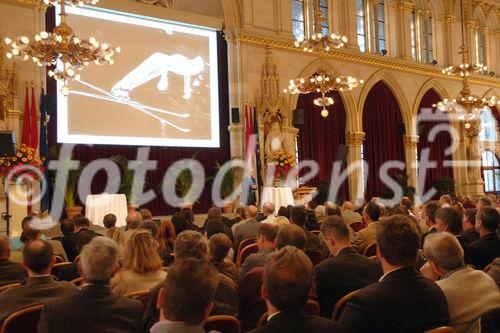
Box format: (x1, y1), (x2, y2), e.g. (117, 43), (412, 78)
(465, 20), (478, 64)
(393, 1), (414, 61)
(346, 131), (365, 204)
(462, 121), (485, 197)
(439, 14), (456, 65)
(494, 31), (500, 75)
(403, 134), (419, 189)
(338, 0), (359, 51)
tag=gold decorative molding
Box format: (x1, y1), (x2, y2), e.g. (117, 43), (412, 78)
(404, 134), (419, 149)
(231, 32), (500, 88)
(346, 132), (366, 146)
(421, 9), (432, 18)
(393, 1), (414, 12)
(437, 15), (457, 24)
(6, 0), (46, 8)
(466, 20), (478, 30)
(494, 31), (500, 39)
(134, 0), (174, 8)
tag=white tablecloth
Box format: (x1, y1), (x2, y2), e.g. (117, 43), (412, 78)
(85, 194), (128, 227)
(261, 187), (295, 214)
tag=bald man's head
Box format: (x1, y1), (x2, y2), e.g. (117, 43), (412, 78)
(342, 201), (353, 211)
(0, 234), (11, 259)
(245, 205), (258, 218)
(23, 240), (54, 275)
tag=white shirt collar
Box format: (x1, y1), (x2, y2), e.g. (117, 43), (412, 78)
(267, 311), (281, 322)
(379, 267), (405, 282)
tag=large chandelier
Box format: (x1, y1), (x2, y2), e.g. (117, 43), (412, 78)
(4, 0), (119, 95)
(285, 69), (364, 117)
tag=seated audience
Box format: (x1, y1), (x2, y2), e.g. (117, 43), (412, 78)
(10, 216), (45, 250)
(205, 215), (233, 242)
(248, 246), (340, 333)
(439, 194), (453, 207)
(477, 196), (492, 210)
(139, 208), (153, 221)
(340, 201), (362, 225)
(209, 233), (238, 284)
(38, 237), (142, 333)
(51, 218), (74, 246)
(469, 207), (500, 270)
(0, 234), (27, 286)
(275, 216), (290, 226)
(434, 207), (472, 263)
(400, 196), (415, 216)
(57, 229), (97, 282)
(277, 206), (290, 219)
(325, 203), (342, 217)
(421, 201), (440, 245)
(205, 206), (233, 231)
(305, 206), (320, 231)
(352, 202), (381, 253)
(139, 220), (159, 237)
(290, 206), (322, 253)
(19, 226), (68, 261)
(460, 208), (479, 245)
(106, 225), (125, 253)
(123, 211), (142, 243)
(233, 206), (261, 250)
(422, 232), (500, 333)
(110, 229), (166, 294)
(338, 215), (449, 332)
(314, 205), (326, 223)
(102, 213), (117, 230)
(487, 257), (500, 288)
(261, 202), (277, 224)
(152, 259), (219, 333)
(172, 211), (188, 235)
(0, 240), (78, 322)
(157, 220), (176, 267)
(180, 208), (201, 232)
(315, 216), (382, 318)
(239, 223), (280, 280)
(62, 215), (99, 262)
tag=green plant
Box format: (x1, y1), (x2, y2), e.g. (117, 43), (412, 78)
(174, 153), (200, 203)
(435, 176), (456, 197)
(214, 160), (243, 200)
(65, 165), (83, 208)
(381, 173), (416, 202)
(111, 155), (141, 205)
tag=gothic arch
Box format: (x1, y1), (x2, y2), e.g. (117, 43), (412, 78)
(288, 58), (357, 132)
(413, 78), (450, 118)
(357, 69), (412, 135)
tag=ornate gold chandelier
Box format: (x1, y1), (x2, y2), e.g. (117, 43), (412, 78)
(285, 69), (364, 117)
(4, 0), (119, 95)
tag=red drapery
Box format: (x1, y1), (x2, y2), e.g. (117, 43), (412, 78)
(417, 89), (453, 200)
(296, 90), (348, 201)
(362, 81), (405, 200)
(46, 29), (231, 216)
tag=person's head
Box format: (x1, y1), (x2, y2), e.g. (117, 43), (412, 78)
(106, 227), (124, 250)
(21, 226), (42, 244)
(103, 214), (117, 229)
(423, 232), (464, 276)
(477, 196), (492, 210)
(321, 216), (351, 255)
(245, 205), (258, 219)
(439, 195), (452, 207)
(174, 230), (208, 261)
(307, 201), (318, 210)
(290, 206), (307, 227)
(22, 240), (54, 276)
(180, 208), (195, 223)
(79, 236), (119, 284)
(400, 197), (413, 211)
(126, 211), (142, 230)
(237, 206), (247, 219)
(256, 223), (280, 251)
(314, 205), (326, 220)
(275, 224), (307, 250)
(263, 202), (275, 216)
(341, 201), (354, 212)
(207, 207), (223, 221)
(363, 202), (381, 223)
(0, 234), (11, 259)
(172, 212), (187, 235)
(376, 215), (420, 269)
(157, 259), (219, 325)
(59, 218), (75, 235)
(277, 206), (290, 219)
(386, 206), (407, 216)
(76, 229), (98, 254)
(262, 246), (313, 313)
(325, 204), (342, 217)
(139, 208), (153, 221)
(139, 220), (159, 238)
(73, 215), (90, 232)
(123, 229), (162, 274)
(435, 207), (463, 235)
(475, 207), (499, 236)
(422, 201), (440, 227)
(462, 208), (477, 230)
(21, 216), (34, 231)
(157, 220), (176, 252)
(205, 219), (225, 239)
(208, 233), (232, 262)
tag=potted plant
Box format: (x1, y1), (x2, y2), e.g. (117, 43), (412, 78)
(214, 160), (242, 213)
(111, 155), (144, 213)
(64, 165), (84, 220)
(174, 153), (200, 210)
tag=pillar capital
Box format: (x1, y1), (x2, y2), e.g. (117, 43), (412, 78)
(404, 134), (419, 149)
(346, 132), (365, 146)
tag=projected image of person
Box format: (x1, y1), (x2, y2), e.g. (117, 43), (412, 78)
(111, 53), (204, 101)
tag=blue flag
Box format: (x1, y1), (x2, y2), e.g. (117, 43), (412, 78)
(39, 88), (50, 212)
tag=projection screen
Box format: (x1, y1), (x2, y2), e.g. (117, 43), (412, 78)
(56, 6), (220, 147)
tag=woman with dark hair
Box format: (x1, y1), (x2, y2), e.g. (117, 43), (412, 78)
(277, 206), (290, 219)
(157, 220), (176, 266)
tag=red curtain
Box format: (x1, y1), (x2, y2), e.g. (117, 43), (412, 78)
(417, 89), (453, 200)
(362, 81), (405, 200)
(494, 106), (500, 126)
(46, 30), (231, 216)
(296, 91), (348, 201)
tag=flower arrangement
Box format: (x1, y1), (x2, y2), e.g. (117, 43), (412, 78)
(0, 144), (44, 181)
(267, 150), (297, 180)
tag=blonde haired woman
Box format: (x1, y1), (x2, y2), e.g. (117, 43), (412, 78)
(110, 229), (166, 294)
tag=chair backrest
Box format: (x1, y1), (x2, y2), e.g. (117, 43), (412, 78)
(70, 277), (84, 286)
(0, 283), (21, 294)
(483, 262), (493, 272)
(331, 289), (359, 321)
(124, 290), (151, 313)
(305, 250), (324, 266)
(237, 237), (257, 258)
(0, 304), (43, 333)
(423, 326), (456, 333)
(349, 221), (365, 232)
(237, 243), (259, 267)
(50, 262), (73, 277)
(204, 315), (241, 333)
(368, 255), (378, 261)
(311, 230), (321, 237)
(363, 243), (377, 257)
(53, 255), (65, 264)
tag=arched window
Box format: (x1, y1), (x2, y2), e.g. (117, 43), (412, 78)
(292, 0), (306, 39)
(421, 14), (433, 63)
(479, 107), (497, 142)
(410, 10), (434, 64)
(356, 0), (386, 54)
(410, 10), (417, 60)
(476, 27), (486, 65)
(292, 0), (330, 39)
(482, 150), (500, 194)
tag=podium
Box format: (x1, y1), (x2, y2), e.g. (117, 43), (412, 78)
(85, 194), (127, 228)
(260, 187), (295, 214)
(293, 187), (318, 207)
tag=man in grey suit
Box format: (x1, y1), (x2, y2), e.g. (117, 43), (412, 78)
(0, 234), (26, 286)
(233, 206), (261, 250)
(0, 240), (78, 322)
(239, 223), (280, 279)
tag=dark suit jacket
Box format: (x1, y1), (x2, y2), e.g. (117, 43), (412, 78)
(0, 258), (26, 286)
(38, 283), (142, 333)
(421, 226), (437, 248)
(469, 233), (500, 270)
(304, 229), (322, 253)
(234, 219), (261, 249)
(239, 249), (274, 280)
(460, 228), (480, 245)
(0, 276), (78, 322)
(57, 262), (79, 282)
(338, 266), (450, 333)
(61, 232), (79, 262)
(248, 311), (341, 333)
(238, 267), (266, 332)
(314, 247), (383, 317)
